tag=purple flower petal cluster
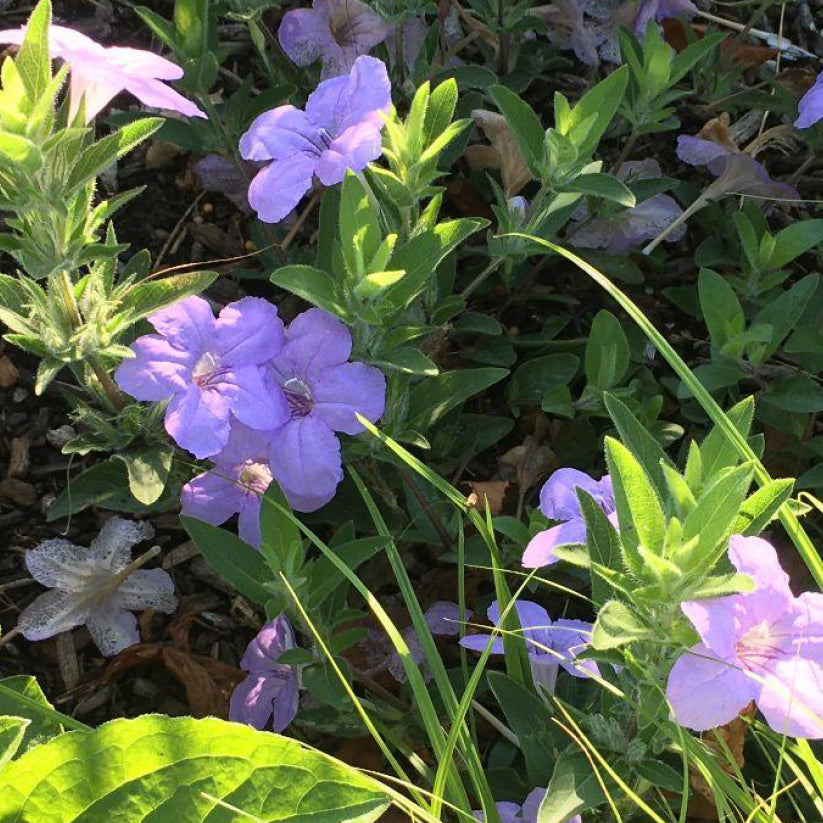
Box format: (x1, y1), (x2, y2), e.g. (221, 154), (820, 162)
(230, 614), (300, 732)
(633, 0), (697, 36)
(667, 536), (823, 738)
(156, 305), (386, 540)
(460, 600), (598, 692)
(522, 468), (617, 568)
(796, 71), (823, 129)
(0, 24), (205, 122)
(474, 789), (581, 823)
(116, 296), (288, 459)
(278, 0), (390, 80)
(570, 160), (685, 254)
(239, 55), (391, 223)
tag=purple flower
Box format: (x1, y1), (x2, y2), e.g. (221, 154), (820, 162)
(264, 309), (386, 512)
(239, 55), (391, 223)
(230, 615), (300, 732)
(634, 0), (697, 36)
(386, 17), (428, 74)
(194, 155), (256, 214)
(667, 536), (823, 738)
(795, 71), (823, 129)
(278, 0), (390, 79)
(522, 469), (617, 568)
(474, 789), (581, 823)
(676, 135), (799, 200)
(181, 422), (275, 547)
(570, 160), (685, 254)
(115, 296), (288, 459)
(18, 518), (177, 656)
(0, 24), (205, 122)
(460, 600), (598, 691)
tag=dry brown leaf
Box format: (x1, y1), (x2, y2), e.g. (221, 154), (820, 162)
(0, 355), (18, 388)
(161, 646), (222, 718)
(465, 480), (510, 516)
(0, 477), (36, 506)
(467, 110), (532, 197)
(662, 20), (776, 67)
(499, 435), (556, 493)
(7, 437), (30, 477)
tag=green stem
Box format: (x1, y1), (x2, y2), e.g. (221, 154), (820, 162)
(460, 258), (502, 299)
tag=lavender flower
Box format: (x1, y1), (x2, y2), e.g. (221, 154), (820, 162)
(18, 518), (177, 656)
(239, 55), (391, 223)
(570, 160), (685, 254)
(474, 789), (581, 823)
(181, 422), (275, 547)
(265, 309), (386, 512)
(795, 71), (823, 129)
(634, 0), (697, 36)
(667, 536), (823, 738)
(278, 0), (390, 79)
(115, 296), (288, 459)
(522, 469), (617, 568)
(0, 24), (205, 122)
(230, 615), (299, 732)
(460, 600), (598, 692)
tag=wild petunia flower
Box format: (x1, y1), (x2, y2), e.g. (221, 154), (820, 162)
(460, 600), (598, 692)
(239, 55), (391, 223)
(18, 518), (177, 656)
(667, 535), (823, 738)
(115, 296), (288, 459)
(181, 422), (275, 547)
(264, 308), (386, 511)
(795, 71), (823, 129)
(633, 0), (697, 36)
(279, 0), (390, 80)
(0, 24), (205, 122)
(474, 788), (581, 823)
(230, 614), (300, 732)
(522, 469), (617, 568)
(570, 159), (685, 253)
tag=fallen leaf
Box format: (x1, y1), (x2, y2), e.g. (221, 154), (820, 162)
(464, 480), (510, 515)
(7, 437), (30, 477)
(0, 355), (18, 388)
(467, 109), (533, 197)
(0, 477), (36, 506)
(662, 20), (776, 67)
(161, 647), (222, 718)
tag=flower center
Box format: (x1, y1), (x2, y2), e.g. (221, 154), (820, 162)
(283, 377), (313, 418)
(316, 127), (334, 149)
(239, 461), (273, 495)
(736, 620), (785, 668)
(192, 351), (225, 388)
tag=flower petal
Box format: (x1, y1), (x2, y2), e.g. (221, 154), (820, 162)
(165, 384), (231, 458)
(114, 569), (177, 613)
(85, 603), (140, 656)
(89, 517), (154, 569)
(115, 334), (195, 401)
(238, 495), (264, 548)
(149, 295), (215, 353)
(758, 655), (823, 738)
(521, 519), (588, 568)
(106, 46), (183, 80)
(459, 633), (504, 655)
(552, 618), (598, 678)
(25, 539), (90, 591)
(181, 469), (245, 527)
(311, 362), (386, 434)
(18, 589), (88, 641)
(278, 3), (335, 68)
(315, 121), (384, 185)
(728, 535), (793, 600)
(240, 615), (296, 672)
(279, 309), (352, 377)
(215, 297), (285, 365)
(666, 643), (758, 731)
(539, 468), (603, 521)
(229, 670), (298, 732)
(247, 155), (316, 224)
(239, 105), (320, 162)
(124, 76), (206, 118)
(216, 366), (290, 431)
(796, 76), (823, 130)
(269, 417), (343, 511)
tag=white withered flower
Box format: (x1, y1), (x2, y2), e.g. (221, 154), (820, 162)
(18, 518), (177, 656)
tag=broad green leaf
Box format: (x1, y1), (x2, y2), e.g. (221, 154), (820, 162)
(423, 78), (458, 143)
(670, 32), (726, 83)
(134, 6), (178, 50)
(376, 347), (439, 376)
(0, 715), (391, 823)
(111, 270), (217, 331)
(181, 516), (272, 605)
(407, 367), (508, 430)
(766, 220), (823, 269)
(688, 572), (755, 600)
(700, 396), (754, 481)
(0, 717), (28, 770)
(339, 173), (381, 276)
(605, 436), (665, 556)
(306, 536), (389, 609)
(0, 676), (63, 753)
(539, 749), (606, 823)
(698, 268), (744, 356)
(567, 66), (628, 158)
(733, 478), (793, 536)
(591, 599), (650, 650)
(585, 311), (630, 389)
(115, 446), (174, 506)
(270, 264), (350, 320)
(16, 0), (51, 102)
(560, 173), (635, 207)
(509, 353), (579, 403)
(488, 85), (544, 170)
(0, 134), (41, 172)
(763, 374), (823, 413)
(66, 118), (164, 191)
(259, 481), (304, 578)
(577, 489), (621, 608)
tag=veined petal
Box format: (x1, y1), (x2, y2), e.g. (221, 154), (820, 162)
(181, 469), (245, 527)
(85, 603), (140, 656)
(521, 519), (588, 568)
(239, 106), (320, 162)
(89, 517), (154, 569)
(115, 334), (195, 402)
(279, 309), (352, 377)
(113, 569), (177, 613)
(315, 121), (384, 185)
(18, 589), (89, 641)
(278, 4), (335, 68)
(247, 155), (316, 224)
(25, 539), (91, 591)
(217, 366), (290, 431)
(758, 655), (823, 738)
(215, 297), (285, 365)
(165, 384), (231, 458)
(311, 361), (386, 435)
(149, 295), (216, 354)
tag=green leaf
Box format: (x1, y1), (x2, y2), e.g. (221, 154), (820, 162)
(577, 489), (621, 608)
(567, 66), (628, 158)
(509, 353), (579, 403)
(733, 478), (793, 536)
(115, 446), (174, 506)
(0, 715), (391, 823)
(376, 347), (439, 376)
(762, 374), (823, 413)
(591, 600), (650, 650)
(111, 270), (217, 331)
(407, 368), (508, 430)
(134, 6), (178, 51)
(339, 172), (381, 276)
(487, 672), (557, 787)
(700, 396), (754, 481)
(181, 516), (272, 605)
(16, 0), (51, 102)
(766, 220), (823, 269)
(270, 265), (350, 320)
(423, 78), (458, 143)
(670, 32), (726, 83)
(698, 268), (745, 356)
(0, 134), (41, 172)
(488, 85), (544, 171)
(0, 717), (28, 770)
(585, 310), (630, 389)
(306, 537), (389, 610)
(259, 482), (305, 579)
(605, 436), (666, 557)
(66, 118), (164, 191)
(539, 749), (605, 823)
(560, 173), (635, 207)
(0, 676), (63, 754)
